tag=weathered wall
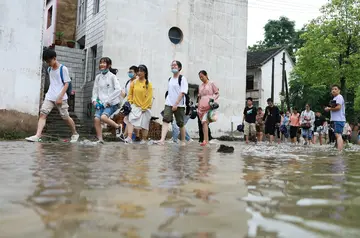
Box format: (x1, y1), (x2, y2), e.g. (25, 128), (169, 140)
(261, 50), (294, 108)
(43, 0), (57, 46)
(103, 0), (248, 136)
(54, 46), (86, 119)
(56, 0), (78, 44)
(0, 0), (44, 115)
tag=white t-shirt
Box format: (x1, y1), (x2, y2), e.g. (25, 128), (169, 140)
(165, 75), (189, 107)
(330, 94), (346, 122)
(45, 65), (71, 101)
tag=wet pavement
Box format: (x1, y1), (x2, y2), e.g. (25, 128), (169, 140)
(1, 141), (360, 238)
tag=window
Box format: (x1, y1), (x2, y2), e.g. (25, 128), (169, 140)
(168, 27), (183, 44)
(93, 0), (100, 14)
(246, 75), (254, 90)
(47, 6), (53, 29)
(78, 0), (87, 25)
(91, 45), (97, 81)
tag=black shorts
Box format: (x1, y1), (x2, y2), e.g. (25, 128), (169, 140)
(290, 126), (299, 139)
(265, 123), (276, 136)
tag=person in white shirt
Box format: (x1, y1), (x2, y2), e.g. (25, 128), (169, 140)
(91, 57), (122, 143)
(325, 85), (346, 151)
(25, 49), (79, 142)
(300, 104), (315, 145)
(156, 60), (189, 146)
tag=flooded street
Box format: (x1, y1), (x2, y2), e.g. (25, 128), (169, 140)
(1, 141), (360, 238)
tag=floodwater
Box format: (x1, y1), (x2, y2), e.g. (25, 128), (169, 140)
(1, 141), (360, 238)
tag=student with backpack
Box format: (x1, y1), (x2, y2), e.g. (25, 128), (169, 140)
(171, 91), (195, 143)
(156, 60), (189, 146)
(26, 49), (79, 142)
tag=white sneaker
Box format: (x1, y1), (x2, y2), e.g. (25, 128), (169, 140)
(96, 139), (104, 144)
(139, 140), (146, 145)
(115, 124), (123, 138)
(70, 134), (79, 143)
(25, 135), (41, 142)
(124, 137), (133, 144)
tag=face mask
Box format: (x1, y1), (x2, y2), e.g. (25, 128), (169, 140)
(101, 69), (109, 74)
(171, 69), (178, 74)
(128, 73), (134, 78)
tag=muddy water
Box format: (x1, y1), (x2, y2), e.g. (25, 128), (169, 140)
(1, 141), (360, 238)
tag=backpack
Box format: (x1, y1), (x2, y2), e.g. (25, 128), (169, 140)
(164, 75), (190, 113)
(48, 65), (73, 97)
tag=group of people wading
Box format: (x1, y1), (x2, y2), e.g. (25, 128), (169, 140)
(241, 85), (347, 151)
(26, 49), (220, 147)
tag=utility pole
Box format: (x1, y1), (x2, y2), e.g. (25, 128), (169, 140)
(281, 52), (286, 112)
(284, 72), (290, 112)
(271, 58), (275, 102)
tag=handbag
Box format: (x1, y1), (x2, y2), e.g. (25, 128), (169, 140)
(301, 123), (311, 129)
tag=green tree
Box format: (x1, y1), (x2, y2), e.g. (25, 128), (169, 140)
(248, 16), (305, 62)
(289, 73), (332, 114)
(295, 0), (360, 101)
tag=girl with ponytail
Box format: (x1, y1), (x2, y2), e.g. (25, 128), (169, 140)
(124, 64), (153, 144)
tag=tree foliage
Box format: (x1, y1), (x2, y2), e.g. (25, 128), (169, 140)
(295, 0), (360, 98)
(248, 16), (304, 61)
(289, 73), (332, 114)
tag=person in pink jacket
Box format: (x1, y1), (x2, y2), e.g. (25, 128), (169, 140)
(197, 70), (219, 146)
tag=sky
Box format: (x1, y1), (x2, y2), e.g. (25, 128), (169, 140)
(247, 0), (329, 46)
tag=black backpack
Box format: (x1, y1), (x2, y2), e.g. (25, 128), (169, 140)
(164, 75), (191, 114)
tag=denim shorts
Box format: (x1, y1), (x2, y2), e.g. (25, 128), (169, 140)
(333, 121), (345, 134)
(95, 104), (119, 119)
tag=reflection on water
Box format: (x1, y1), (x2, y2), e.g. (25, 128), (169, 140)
(1, 141), (360, 237)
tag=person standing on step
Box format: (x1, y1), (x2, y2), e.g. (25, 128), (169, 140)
(156, 60), (189, 146)
(91, 57), (122, 143)
(26, 49), (79, 142)
(243, 97), (257, 144)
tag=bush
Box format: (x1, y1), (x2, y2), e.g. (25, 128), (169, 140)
(0, 110), (37, 140)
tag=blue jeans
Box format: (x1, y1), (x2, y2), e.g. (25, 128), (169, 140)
(95, 104), (119, 119)
(333, 121), (345, 134)
(172, 115), (191, 142)
(302, 128), (313, 140)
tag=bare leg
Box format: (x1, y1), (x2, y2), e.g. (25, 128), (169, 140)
(127, 123), (134, 140)
(35, 114), (47, 137)
(142, 129), (148, 140)
(269, 135), (274, 143)
(335, 133), (343, 151)
(203, 122), (209, 143)
(158, 122), (169, 145)
(259, 132), (263, 142)
(64, 117), (77, 134)
(94, 118), (102, 140)
(100, 115), (120, 129)
(180, 126), (186, 142)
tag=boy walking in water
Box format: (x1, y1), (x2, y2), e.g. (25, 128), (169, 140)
(325, 85), (346, 151)
(243, 97), (257, 143)
(26, 49), (79, 142)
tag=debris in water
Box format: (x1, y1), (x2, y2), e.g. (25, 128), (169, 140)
(217, 144), (234, 153)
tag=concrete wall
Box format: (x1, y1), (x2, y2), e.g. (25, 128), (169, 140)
(261, 50), (294, 108)
(102, 0), (248, 136)
(43, 0), (57, 46)
(0, 0), (44, 115)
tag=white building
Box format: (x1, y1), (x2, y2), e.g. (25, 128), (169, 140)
(246, 47), (294, 109)
(0, 0), (44, 115)
(75, 0), (248, 136)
